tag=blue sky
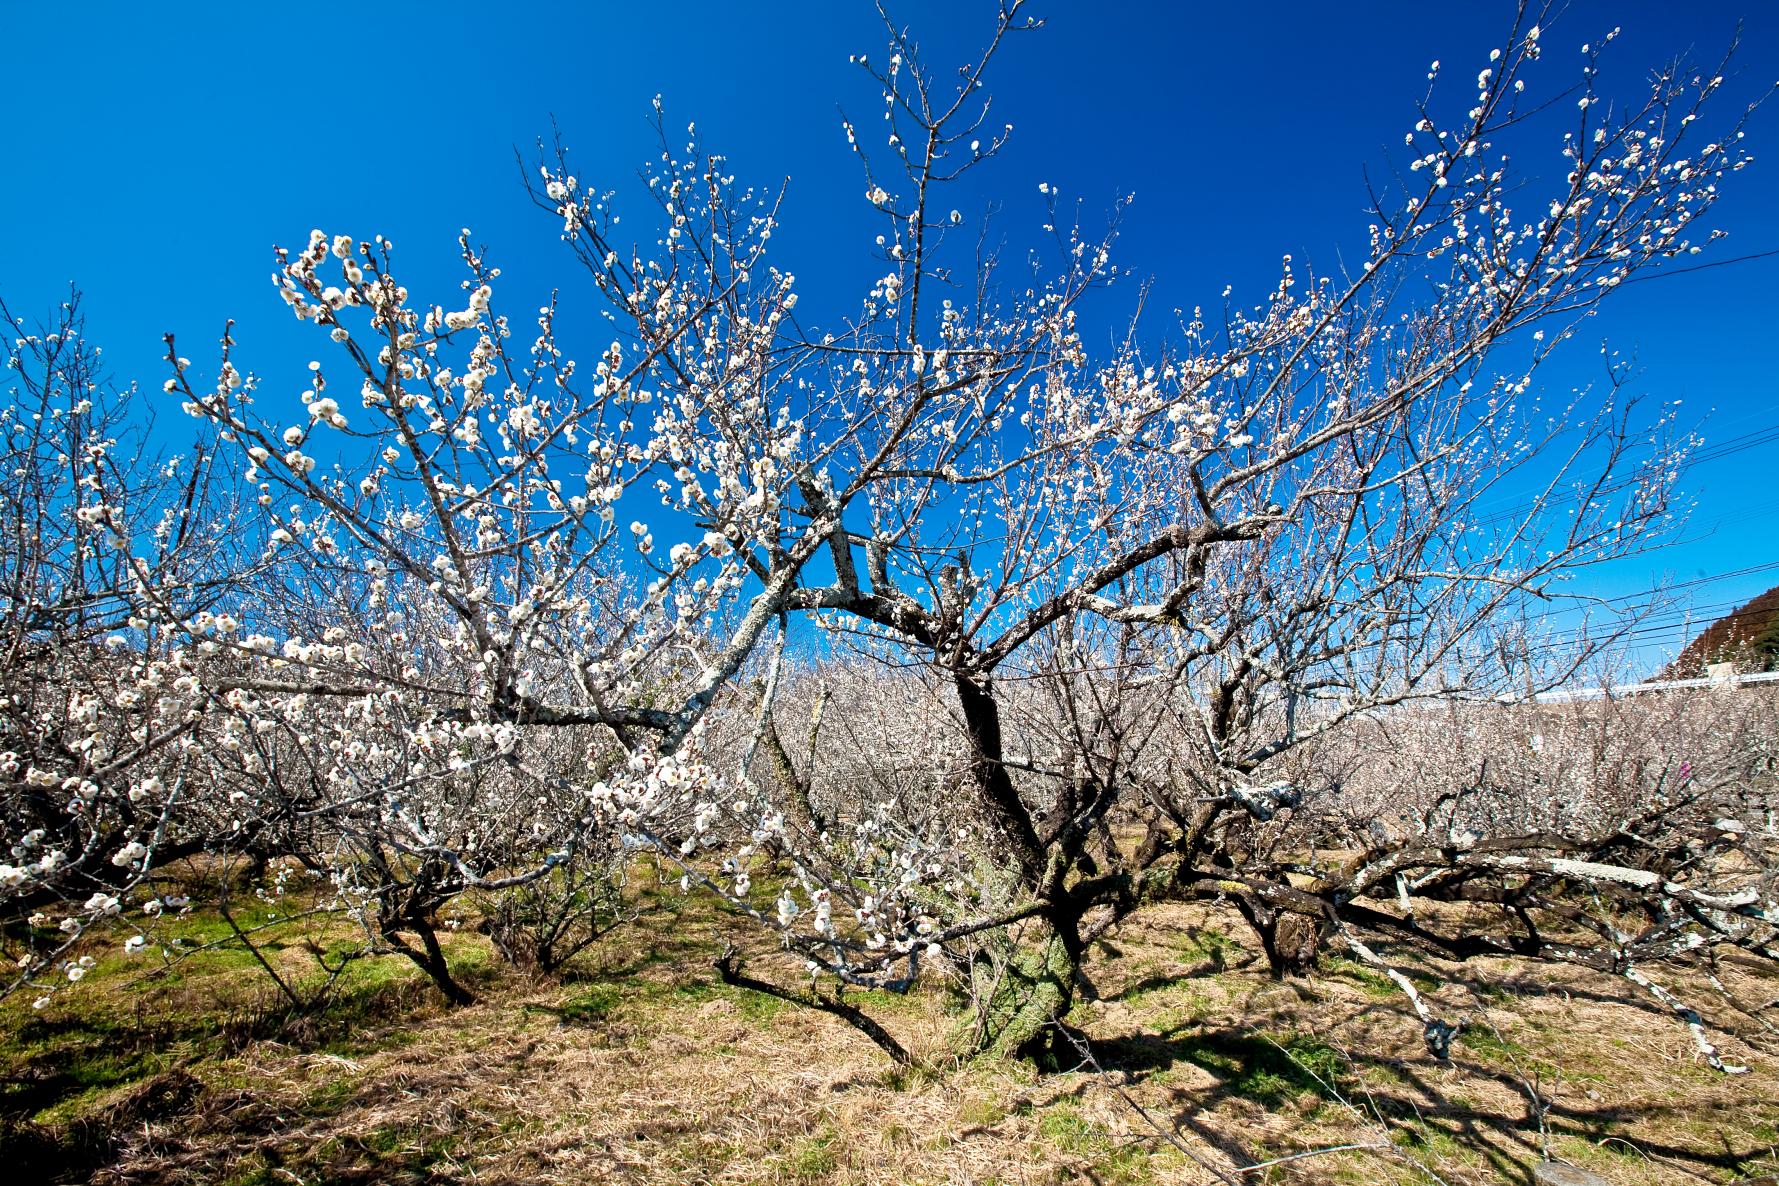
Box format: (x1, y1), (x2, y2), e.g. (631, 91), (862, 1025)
(3, 0), (1775, 673)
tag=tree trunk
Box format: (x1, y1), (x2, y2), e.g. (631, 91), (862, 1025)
(947, 670), (1081, 1063)
(761, 701), (826, 839)
(1234, 894), (1322, 977)
(383, 917), (475, 1006)
(972, 914), (1082, 1065)
(952, 672), (1046, 886)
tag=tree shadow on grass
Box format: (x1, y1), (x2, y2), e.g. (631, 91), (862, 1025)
(1087, 1018), (1777, 1183)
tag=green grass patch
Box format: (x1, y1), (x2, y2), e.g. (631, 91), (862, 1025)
(1389, 1117), (1468, 1162)
(1179, 926), (1237, 967)
(671, 977), (791, 1022)
(786, 1124), (841, 1177)
(1452, 1023), (1559, 1080)
(1037, 1100), (1112, 1154)
(0, 915), (451, 1129)
(1165, 1030), (1350, 1108)
(551, 981), (627, 1024)
(957, 1096), (1007, 1128)
(1036, 1100), (1154, 1183)
(845, 986), (922, 1013)
(1322, 956), (1441, 998)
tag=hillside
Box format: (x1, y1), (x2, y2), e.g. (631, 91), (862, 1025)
(1664, 582), (1779, 678)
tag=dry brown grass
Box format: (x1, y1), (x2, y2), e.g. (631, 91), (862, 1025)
(7, 891), (1777, 1186)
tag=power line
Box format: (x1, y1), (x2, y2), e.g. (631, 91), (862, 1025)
(1459, 414), (1779, 534)
(1536, 559), (1779, 620)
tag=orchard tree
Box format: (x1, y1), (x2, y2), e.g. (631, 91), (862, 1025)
(684, 1), (1775, 1062)
(0, 291), (251, 1003)
(129, 0), (1076, 999)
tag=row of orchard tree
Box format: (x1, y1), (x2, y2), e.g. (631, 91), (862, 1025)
(3, 1), (1774, 1070)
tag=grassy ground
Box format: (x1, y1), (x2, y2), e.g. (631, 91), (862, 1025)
(3, 882), (1776, 1185)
